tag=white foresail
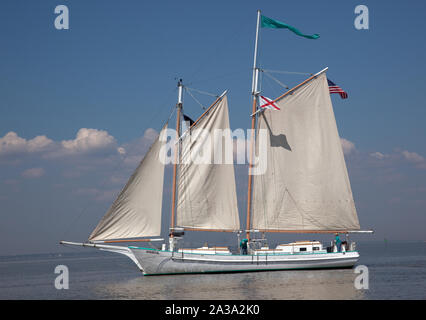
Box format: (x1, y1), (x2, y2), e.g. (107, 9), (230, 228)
(252, 72), (360, 231)
(89, 124), (168, 241)
(176, 95), (240, 231)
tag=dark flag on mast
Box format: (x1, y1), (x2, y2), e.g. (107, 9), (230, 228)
(183, 114), (195, 127)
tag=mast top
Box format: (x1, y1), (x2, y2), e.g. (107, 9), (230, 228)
(177, 78), (183, 105)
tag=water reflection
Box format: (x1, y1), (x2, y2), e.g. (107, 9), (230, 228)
(3, 242), (425, 299)
(94, 269), (365, 300)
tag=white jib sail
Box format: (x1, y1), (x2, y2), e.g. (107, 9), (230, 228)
(176, 95), (240, 231)
(252, 72), (360, 231)
(89, 124), (168, 241)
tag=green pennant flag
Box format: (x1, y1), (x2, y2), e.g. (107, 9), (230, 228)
(261, 15), (320, 39)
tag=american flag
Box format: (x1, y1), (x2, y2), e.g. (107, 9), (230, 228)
(327, 79), (348, 99)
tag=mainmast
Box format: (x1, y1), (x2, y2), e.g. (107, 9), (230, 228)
(246, 10), (261, 241)
(170, 79), (183, 240)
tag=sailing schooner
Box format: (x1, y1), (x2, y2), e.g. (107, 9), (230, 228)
(61, 10), (372, 275)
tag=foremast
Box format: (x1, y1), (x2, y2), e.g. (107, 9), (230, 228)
(170, 80), (183, 230)
(169, 79), (183, 250)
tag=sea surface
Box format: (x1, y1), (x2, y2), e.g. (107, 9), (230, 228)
(0, 241), (425, 300)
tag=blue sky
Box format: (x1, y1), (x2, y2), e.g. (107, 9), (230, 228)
(1, 0), (426, 255)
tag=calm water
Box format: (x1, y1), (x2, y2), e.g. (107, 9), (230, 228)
(0, 242), (425, 299)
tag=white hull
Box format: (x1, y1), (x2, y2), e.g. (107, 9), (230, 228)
(129, 247), (359, 275)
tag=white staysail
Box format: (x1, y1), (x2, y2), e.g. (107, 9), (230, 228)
(89, 124), (168, 241)
(252, 72), (360, 231)
(176, 95), (240, 231)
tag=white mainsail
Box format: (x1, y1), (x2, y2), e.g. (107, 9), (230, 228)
(89, 124), (168, 241)
(176, 95), (240, 231)
(252, 72), (360, 231)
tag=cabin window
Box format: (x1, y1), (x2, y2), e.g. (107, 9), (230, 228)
(313, 247), (320, 251)
(299, 247), (307, 252)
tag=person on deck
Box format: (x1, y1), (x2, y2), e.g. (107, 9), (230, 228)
(335, 233), (342, 252)
(240, 239), (248, 255)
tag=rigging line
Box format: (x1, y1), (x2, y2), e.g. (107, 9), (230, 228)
(262, 71), (289, 90)
(154, 87), (179, 129)
(166, 103), (177, 126)
(176, 91), (226, 143)
(185, 86), (219, 98)
(185, 87), (207, 110)
(261, 69), (312, 75)
(262, 73), (283, 99)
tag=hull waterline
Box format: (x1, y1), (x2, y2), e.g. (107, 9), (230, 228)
(129, 247), (359, 276)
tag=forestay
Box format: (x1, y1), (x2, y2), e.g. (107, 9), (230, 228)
(252, 72), (360, 231)
(89, 124), (168, 241)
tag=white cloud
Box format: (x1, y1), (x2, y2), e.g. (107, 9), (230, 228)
(0, 132), (53, 156)
(399, 150), (426, 169)
(370, 152), (389, 160)
(341, 138), (356, 155)
(21, 167), (45, 178)
(143, 128), (159, 142)
(27, 135), (53, 152)
(0, 129), (119, 159)
(60, 128), (116, 155)
(117, 147), (126, 155)
(369, 149), (426, 169)
(401, 150), (424, 163)
(117, 128), (159, 168)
